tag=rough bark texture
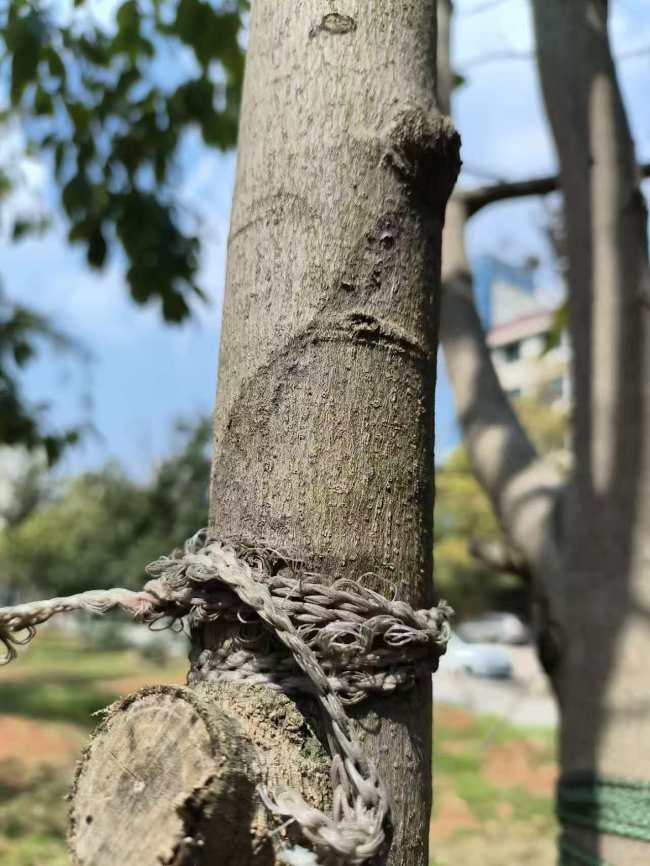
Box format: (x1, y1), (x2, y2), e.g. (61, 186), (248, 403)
(532, 2), (650, 863)
(197, 2), (460, 865)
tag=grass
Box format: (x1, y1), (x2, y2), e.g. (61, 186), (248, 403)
(0, 630), (187, 727)
(430, 705), (558, 865)
(0, 631), (558, 865)
(0, 761), (72, 866)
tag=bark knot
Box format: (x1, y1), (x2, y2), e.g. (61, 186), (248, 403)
(384, 108), (461, 210)
(309, 13), (356, 38)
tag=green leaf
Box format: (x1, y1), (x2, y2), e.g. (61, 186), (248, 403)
(62, 175), (91, 216)
(12, 219), (32, 240)
(116, 0), (139, 35)
(34, 86), (54, 115)
(543, 301), (568, 353)
(161, 289), (190, 322)
(13, 341), (34, 367)
(452, 71), (467, 90)
(87, 227), (108, 268)
(0, 170), (12, 200)
(9, 13), (45, 104)
(11, 216), (49, 240)
(45, 47), (65, 80)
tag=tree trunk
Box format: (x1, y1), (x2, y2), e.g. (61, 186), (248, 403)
(532, 2), (650, 863)
(440, 1), (650, 863)
(191, 2), (460, 866)
(440, 198), (565, 667)
(68, 3), (459, 862)
(436, 0), (565, 674)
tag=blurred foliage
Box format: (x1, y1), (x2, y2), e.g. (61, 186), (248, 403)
(0, 416), (211, 599)
(0, 0), (247, 323)
(0, 761), (70, 866)
(0, 287), (88, 464)
(0, 447), (51, 528)
(541, 201), (569, 352)
(513, 396), (568, 455)
(543, 299), (568, 354)
(435, 397), (567, 618)
(0, 0), (246, 456)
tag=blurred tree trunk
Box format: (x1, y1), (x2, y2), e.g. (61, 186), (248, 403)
(195, 2), (460, 865)
(532, 3), (650, 863)
(439, 1), (650, 863)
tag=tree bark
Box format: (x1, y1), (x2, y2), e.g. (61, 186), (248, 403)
(532, 2), (650, 863)
(192, 2), (460, 866)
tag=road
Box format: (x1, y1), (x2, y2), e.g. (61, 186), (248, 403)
(434, 645), (558, 728)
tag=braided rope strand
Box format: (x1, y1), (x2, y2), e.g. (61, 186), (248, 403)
(0, 530), (452, 864)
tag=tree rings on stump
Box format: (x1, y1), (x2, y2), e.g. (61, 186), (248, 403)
(69, 685), (257, 866)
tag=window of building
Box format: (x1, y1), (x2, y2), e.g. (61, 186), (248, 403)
(503, 341), (521, 362)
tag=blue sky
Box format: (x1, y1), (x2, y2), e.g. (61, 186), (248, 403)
(3, 0), (650, 478)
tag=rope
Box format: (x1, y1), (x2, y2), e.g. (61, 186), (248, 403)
(0, 529), (452, 865)
(557, 772), (650, 866)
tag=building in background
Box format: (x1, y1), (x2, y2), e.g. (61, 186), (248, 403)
(486, 280), (571, 411)
(434, 255), (570, 462)
(472, 255), (536, 329)
(472, 254), (570, 410)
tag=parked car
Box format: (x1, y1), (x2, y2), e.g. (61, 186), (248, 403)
(439, 632), (513, 679)
(456, 612), (530, 646)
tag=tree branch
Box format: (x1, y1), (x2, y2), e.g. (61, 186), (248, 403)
(460, 162), (650, 216)
(468, 537), (531, 580)
(436, 0), (567, 675)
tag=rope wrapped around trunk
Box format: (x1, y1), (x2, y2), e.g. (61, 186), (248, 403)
(0, 529), (452, 865)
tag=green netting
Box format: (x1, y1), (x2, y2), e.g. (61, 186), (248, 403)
(557, 772), (650, 865)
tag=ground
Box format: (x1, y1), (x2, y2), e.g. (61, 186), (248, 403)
(430, 704), (557, 865)
(0, 630), (558, 865)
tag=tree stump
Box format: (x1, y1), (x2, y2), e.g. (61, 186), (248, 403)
(69, 683), (331, 866)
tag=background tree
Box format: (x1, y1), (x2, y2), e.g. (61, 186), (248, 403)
(435, 396), (567, 617)
(0, 417), (211, 602)
(439, 1), (650, 863)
